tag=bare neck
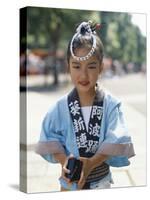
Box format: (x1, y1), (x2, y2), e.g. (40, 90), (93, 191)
(78, 89), (96, 107)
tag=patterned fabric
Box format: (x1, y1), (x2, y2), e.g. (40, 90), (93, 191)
(68, 88), (103, 157)
(85, 163), (109, 183)
(83, 172), (112, 189)
(36, 88), (135, 190)
(68, 88), (109, 185)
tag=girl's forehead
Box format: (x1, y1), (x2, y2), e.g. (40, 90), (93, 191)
(74, 47), (92, 56)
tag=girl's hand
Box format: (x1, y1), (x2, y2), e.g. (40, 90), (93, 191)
(78, 154), (109, 189)
(77, 157), (93, 189)
(60, 155), (74, 185)
(53, 153), (71, 184)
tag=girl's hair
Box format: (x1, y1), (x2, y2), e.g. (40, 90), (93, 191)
(67, 21), (104, 64)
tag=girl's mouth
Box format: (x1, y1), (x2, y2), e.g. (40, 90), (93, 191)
(79, 81), (90, 86)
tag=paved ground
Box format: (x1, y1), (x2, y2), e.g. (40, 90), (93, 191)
(20, 72), (146, 193)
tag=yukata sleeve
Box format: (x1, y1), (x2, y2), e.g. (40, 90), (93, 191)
(97, 102), (135, 167)
(35, 105), (66, 163)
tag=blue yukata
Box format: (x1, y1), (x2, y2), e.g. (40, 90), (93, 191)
(36, 88), (135, 190)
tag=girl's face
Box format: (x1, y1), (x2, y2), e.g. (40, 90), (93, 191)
(69, 47), (103, 94)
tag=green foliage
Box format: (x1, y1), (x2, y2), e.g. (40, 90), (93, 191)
(99, 11), (146, 65)
(26, 7), (146, 66)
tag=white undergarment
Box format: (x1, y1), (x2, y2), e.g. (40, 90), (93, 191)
(81, 106), (92, 131)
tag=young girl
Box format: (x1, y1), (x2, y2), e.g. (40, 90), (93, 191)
(36, 21), (135, 191)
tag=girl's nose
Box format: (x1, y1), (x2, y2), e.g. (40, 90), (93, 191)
(80, 68), (88, 79)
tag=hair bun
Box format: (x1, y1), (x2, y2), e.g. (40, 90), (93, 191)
(80, 26), (87, 35)
(76, 22), (92, 35)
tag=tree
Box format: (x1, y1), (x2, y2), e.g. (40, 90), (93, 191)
(27, 7), (99, 85)
(99, 11), (146, 70)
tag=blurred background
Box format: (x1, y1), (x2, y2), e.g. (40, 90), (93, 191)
(20, 7), (146, 87)
(20, 7), (146, 193)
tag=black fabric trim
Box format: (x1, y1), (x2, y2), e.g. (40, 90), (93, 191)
(67, 88), (104, 157)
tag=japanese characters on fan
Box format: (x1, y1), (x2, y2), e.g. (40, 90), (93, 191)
(36, 21), (135, 191)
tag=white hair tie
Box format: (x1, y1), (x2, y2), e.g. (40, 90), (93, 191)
(70, 21), (97, 61)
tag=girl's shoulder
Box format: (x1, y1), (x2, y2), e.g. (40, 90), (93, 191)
(102, 89), (122, 109)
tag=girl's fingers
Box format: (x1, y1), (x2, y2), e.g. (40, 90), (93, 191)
(61, 159), (71, 184)
(63, 154), (74, 170)
(60, 174), (71, 184)
(78, 171), (85, 189)
(63, 166), (70, 174)
(61, 166), (71, 183)
(78, 170), (84, 185)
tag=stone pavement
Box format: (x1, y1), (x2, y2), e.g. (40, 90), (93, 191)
(21, 73), (146, 193)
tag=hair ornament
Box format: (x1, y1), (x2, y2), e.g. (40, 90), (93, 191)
(70, 20), (97, 61)
(91, 22), (106, 32)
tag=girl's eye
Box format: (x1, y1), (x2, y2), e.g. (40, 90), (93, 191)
(88, 65), (96, 69)
(73, 66), (80, 69)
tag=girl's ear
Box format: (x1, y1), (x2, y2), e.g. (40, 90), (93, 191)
(99, 62), (104, 74)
